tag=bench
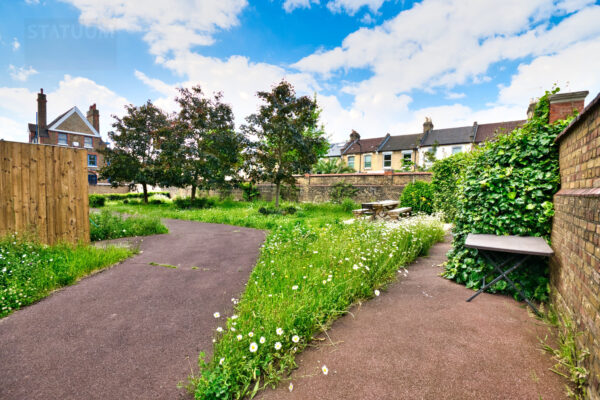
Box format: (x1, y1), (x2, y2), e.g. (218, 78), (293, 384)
(387, 207), (412, 220)
(352, 208), (373, 218)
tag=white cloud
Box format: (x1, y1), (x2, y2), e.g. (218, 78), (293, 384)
(8, 65), (38, 82)
(327, 0), (388, 15)
(62, 0), (248, 55)
(445, 92), (465, 100)
(283, 0), (319, 13)
(0, 75), (129, 143)
(12, 38), (20, 51)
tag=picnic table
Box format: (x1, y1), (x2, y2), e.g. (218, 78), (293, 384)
(464, 233), (554, 315)
(352, 200), (411, 220)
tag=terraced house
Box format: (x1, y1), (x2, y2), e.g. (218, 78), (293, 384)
(28, 89), (107, 185)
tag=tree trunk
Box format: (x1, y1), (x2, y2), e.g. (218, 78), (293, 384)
(191, 184), (197, 200)
(142, 183), (148, 204)
(275, 182), (280, 208)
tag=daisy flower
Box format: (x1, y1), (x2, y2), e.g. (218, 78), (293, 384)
(237, 334), (243, 341)
(216, 327), (223, 333)
(322, 365), (329, 375)
(276, 327), (284, 335)
(248, 332), (254, 337)
(288, 382), (294, 392)
(259, 336), (266, 344)
(374, 289), (380, 296)
(213, 312), (220, 318)
(292, 335), (300, 343)
(274, 342), (282, 350)
(249, 342), (258, 353)
(219, 358), (225, 365)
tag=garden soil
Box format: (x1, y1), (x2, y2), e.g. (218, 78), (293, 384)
(0, 219), (266, 400)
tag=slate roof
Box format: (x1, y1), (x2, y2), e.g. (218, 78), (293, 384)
(342, 137), (385, 154)
(378, 133), (422, 152)
(474, 120), (525, 143)
(420, 125), (476, 146)
(326, 142), (347, 157)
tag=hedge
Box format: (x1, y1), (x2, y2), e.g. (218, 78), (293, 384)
(431, 152), (472, 221)
(442, 89), (573, 302)
(399, 181), (434, 214)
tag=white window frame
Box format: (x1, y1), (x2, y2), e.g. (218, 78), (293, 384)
(347, 156), (355, 169)
(88, 154), (97, 167)
(364, 154), (372, 170)
(58, 133), (68, 146)
(382, 152), (392, 169)
(452, 146), (462, 154)
(402, 151), (412, 163)
(84, 137), (93, 148)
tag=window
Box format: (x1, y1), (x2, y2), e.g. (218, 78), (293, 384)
(402, 151), (412, 163)
(88, 154), (97, 167)
(452, 146), (462, 154)
(88, 174), (98, 185)
(84, 137), (93, 148)
(364, 154), (372, 169)
(58, 133), (67, 146)
(383, 152), (392, 168)
(348, 156), (355, 169)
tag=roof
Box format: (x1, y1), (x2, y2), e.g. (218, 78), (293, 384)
(556, 91), (600, 143)
(47, 108), (72, 128)
(342, 136), (385, 154)
(326, 142), (346, 157)
(474, 120), (526, 143)
(420, 125), (476, 146)
(48, 106), (100, 136)
(378, 133), (422, 152)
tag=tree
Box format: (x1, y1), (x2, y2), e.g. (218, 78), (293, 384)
(100, 101), (171, 203)
(175, 86), (245, 200)
(242, 81), (328, 207)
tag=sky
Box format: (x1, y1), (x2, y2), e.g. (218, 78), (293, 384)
(1, 0), (600, 144)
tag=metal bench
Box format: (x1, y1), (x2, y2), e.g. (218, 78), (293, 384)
(388, 207), (412, 219)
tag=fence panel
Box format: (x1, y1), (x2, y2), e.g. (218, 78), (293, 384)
(0, 141), (90, 244)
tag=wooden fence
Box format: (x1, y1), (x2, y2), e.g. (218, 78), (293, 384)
(0, 141), (90, 245)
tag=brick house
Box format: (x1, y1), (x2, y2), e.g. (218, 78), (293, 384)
(28, 89), (107, 185)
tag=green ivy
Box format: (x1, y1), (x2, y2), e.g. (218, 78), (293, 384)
(399, 181), (434, 214)
(442, 89), (573, 302)
(431, 152), (472, 221)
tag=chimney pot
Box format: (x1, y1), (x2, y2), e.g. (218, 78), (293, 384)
(423, 117), (433, 133)
(548, 91), (589, 123)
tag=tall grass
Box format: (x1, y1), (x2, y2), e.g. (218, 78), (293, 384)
(0, 234), (133, 317)
(189, 215), (445, 399)
(90, 210), (168, 241)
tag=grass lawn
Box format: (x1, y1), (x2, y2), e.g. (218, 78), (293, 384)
(0, 234), (133, 318)
(90, 210), (168, 241)
(104, 198), (445, 399)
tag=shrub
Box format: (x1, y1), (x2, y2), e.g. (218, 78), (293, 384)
(173, 197), (216, 209)
(431, 152), (472, 221)
(340, 198), (359, 212)
(329, 181), (358, 203)
(240, 182), (260, 202)
(89, 210), (168, 241)
(399, 181), (434, 214)
(89, 194), (106, 208)
(442, 89), (573, 302)
(258, 206), (297, 216)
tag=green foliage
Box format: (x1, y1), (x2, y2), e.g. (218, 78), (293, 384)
(89, 194), (106, 208)
(89, 210), (168, 241)
(431, 152), (472, 221)
(88, 192), (170, 203)
(329, 181), (358, 203)
(0, 234), (132, 317)
(174, 86), (246, 199)
(258, 206), (297, 216)
(100, 101), (172, 203)
(443, 89), (573, 302)
(312, 158), (355, 174)
(340, 198), (359, 212)
(173, 196), (217, 210)
(188, 215), (445, 399)
(242, 81), (329, 207)
(399, 181), (434, 214)
(239, 182), (260, 202)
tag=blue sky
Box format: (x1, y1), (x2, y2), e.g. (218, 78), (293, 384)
(1, 0), (600, 143)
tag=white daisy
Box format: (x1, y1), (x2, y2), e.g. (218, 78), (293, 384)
(274, 342), (282, 350)
(249, 342), (258, 353)
(322, 365), (328, 375)
(292, 335), (300, 343)
(276, 328), (284, 335)
(213, 312), (220, 318)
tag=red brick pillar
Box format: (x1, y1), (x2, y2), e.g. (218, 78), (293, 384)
(549, 91), (588, 123)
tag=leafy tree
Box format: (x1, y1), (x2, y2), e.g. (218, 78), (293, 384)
(242, 81), (328, 207)
(100, 101), (171, 203)
(175, 86), (245, 200)
(312, 158), (355, 174)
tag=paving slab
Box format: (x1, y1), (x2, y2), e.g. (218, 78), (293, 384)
(0, 219), (266, 400)
(258, 237), (567, 400)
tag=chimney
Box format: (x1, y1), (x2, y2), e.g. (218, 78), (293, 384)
(549, 91), (588, 123)
(37, 89), (47, 131)
(87, 103), (100, 133)
(423, 117), (433, 133)
(349, 129), (360, 141)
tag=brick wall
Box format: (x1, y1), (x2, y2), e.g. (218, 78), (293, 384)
(550, 93), (600, 399)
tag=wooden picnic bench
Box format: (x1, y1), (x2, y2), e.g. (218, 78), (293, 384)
(353, 201), (411, 220)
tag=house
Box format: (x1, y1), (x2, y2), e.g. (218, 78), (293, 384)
(340, 130), (386, 172)
(473, 120), (526, 144)
(28, 89), (107, 185)
(376, 132), (422, 171)
(417, 118), (477, 168)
